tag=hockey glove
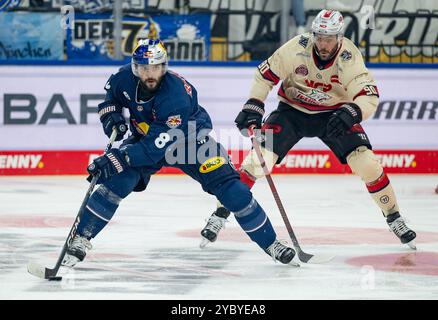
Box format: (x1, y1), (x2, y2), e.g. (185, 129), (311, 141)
(98, 101), (127, 141)
(235, 98), (265, 137)
(326, 103), (362, 138)
(87, 149), (129, 183)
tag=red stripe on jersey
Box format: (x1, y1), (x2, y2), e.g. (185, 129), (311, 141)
(366, 172), (390, 193)
(260, 68), (280, 85)
(330, 75), (342, 84)
(353, 85), (380, 101)
(353, 89), (367, 101)
(278, 85), (345, 111)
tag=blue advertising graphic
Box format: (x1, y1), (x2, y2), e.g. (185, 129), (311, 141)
(0, 12), (63, 60)
(66, 14), (211, 61)
(0, 0), (21, 12)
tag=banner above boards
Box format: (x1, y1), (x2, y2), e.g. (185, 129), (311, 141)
(66, 14), (211, 61)
(0, 12), (63, 60)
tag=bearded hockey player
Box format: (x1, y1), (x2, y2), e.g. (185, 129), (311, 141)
(201, 9), (417, 249)
(61, 39), (299, 268)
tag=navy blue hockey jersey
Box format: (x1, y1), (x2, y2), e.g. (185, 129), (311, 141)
(101, 64), (213, 167)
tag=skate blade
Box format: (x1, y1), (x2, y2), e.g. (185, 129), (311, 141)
(406, 240), (417, 250)
(288, 261), (300, 267)
(199, 238), (212, 249)
(61, 255), (80, 268)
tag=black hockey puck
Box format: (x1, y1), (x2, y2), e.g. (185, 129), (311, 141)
(48, 276), (63, 281)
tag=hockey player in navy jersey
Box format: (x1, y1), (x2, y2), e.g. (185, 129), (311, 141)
(62, 39), (297, 268)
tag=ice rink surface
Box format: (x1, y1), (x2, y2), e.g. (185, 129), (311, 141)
(1, 174), (437, 300)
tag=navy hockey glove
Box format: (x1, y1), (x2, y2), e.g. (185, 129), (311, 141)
(98, 101), (127, 141)
(326, 103), (362, 138)
(87, 149), (129, 183)
(235, 98), (265, 137)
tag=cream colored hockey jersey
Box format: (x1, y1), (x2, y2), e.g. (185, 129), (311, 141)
(250, 33), (379, 120)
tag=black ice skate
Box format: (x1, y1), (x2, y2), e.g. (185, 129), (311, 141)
(200, 207), (230, 248)
(386, 212), (417, 250)
(62, 234), (92, 267)
(265, 240), (299, 266)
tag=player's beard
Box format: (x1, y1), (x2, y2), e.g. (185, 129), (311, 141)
(141, 76), (163, 93)
(316, 44), (339, 61)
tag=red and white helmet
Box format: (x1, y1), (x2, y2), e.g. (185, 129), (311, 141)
(311, 9), (344, 36)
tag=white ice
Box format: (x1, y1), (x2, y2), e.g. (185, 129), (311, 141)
(1, 174), (438, 299)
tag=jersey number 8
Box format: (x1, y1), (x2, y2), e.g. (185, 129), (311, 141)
(155, 132), (171, 148)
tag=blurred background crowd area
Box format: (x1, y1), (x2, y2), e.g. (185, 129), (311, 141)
(0, 0), (437, 64)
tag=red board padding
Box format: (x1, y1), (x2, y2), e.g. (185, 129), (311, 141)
(0, 150), (437, 175)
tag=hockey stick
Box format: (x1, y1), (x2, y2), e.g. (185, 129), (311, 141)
(27, 125), (125, 280)
(248, 126), (334, 264)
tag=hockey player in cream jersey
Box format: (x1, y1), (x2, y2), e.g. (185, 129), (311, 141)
(200, 9), (417, 249)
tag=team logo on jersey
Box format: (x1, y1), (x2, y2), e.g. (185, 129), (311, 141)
(305, 79), (332, 92)
(295, 64), (308, 76)
(295, 89), (331, 105)
(340, 50), (352, 61)
(166, 115), (182, 128)
(199, 157), (226, 173)
(132, 119), (149, 135)
(298, 36), (309, 48)
(308, 89), (331, 102)
(137, 105), (144, 111)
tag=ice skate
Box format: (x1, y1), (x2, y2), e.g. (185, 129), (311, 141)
(386, 212), (417, 250)
(265, 240), (299, 266)
(62, 234), (92, 267)
(200, 207), (230, 248)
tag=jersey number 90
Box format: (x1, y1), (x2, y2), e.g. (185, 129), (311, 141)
(363, 85), (379, 97)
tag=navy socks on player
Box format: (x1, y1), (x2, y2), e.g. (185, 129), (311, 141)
(77, 185), (122, 239)
(233, 197), (276, 249)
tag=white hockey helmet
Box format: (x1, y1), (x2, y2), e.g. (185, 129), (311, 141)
(311, 9), (344, 36)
